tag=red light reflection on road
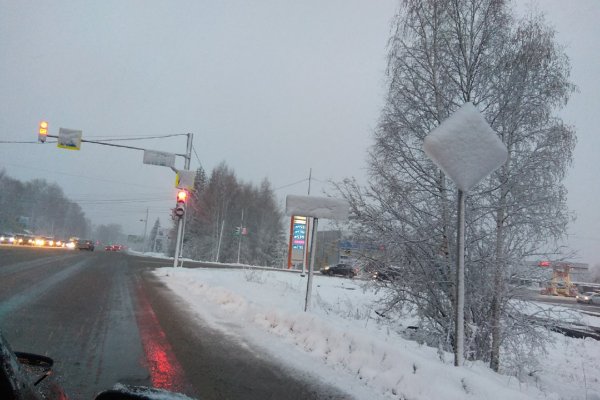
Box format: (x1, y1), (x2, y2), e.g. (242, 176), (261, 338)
(135, 283), (189, 392)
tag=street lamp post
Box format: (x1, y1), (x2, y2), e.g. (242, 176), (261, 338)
(139, 207), (148, 252)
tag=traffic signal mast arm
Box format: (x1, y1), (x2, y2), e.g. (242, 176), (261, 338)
(40, 133), (188, 157)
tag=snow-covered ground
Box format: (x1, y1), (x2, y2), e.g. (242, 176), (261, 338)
(152, 266), (600, 400)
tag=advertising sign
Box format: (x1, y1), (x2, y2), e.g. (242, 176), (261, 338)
(292, 216), (307, 250)
(288, 215), (307, 267)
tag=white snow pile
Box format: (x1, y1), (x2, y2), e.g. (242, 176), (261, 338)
(154, 268), (600, 400)
(423, 102), (508, 191)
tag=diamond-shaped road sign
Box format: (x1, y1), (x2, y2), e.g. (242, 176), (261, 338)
(423, 103), (508, 191)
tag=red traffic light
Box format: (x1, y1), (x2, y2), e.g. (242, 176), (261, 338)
(177, 190), (187, 203)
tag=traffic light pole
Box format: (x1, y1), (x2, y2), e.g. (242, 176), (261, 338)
(40, 128), (194, 267)
(173, 133), (193, 268)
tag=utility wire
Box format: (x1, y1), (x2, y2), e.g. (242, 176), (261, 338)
(273, 178), (309, 191)
(192, 144), (202, 168)
(2, 162), (160, 189)
(0, 140), (58, 144)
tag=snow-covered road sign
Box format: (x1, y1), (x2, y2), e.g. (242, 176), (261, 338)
(423, 103), (507, 191)
(285, 195), (349, 221)
(143, 150), (176, 168)
(57, 128), (82, 150)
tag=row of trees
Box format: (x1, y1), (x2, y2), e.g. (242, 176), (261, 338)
(0, 170), (90, 238)
(177, 162), (285, 266)
(337, 0), (575, 374)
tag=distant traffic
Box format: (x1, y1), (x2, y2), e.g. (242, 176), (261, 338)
(0, 232), (124, 252)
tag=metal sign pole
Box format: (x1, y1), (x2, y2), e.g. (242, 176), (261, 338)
(454, 189), (465, 366)
(172, 218), (184, 268)
(304, 217), (319, 312)
(237, 209), (244, 264)
(173, 133), (193, 268)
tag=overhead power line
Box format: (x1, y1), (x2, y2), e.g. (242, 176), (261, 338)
(273, 178), (309, 191)
(0, 140), (58, 144)
(192, 144), (202, 168)
(2, 162), (161, 189)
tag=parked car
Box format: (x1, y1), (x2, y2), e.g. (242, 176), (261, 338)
(77, 239), (95, 251)
(576, 292), (600, 304)
(372, 266), (403, 282)
(320, 263), (358, 278)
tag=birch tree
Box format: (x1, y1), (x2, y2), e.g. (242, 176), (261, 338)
(337, 0), (574, 373)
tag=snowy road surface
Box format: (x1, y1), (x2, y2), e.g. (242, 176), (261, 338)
(0, 246), (348, 399)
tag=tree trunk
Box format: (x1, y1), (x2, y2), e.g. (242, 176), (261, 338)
(490, 164), (508, 371)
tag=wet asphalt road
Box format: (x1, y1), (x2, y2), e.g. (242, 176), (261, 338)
(0, 246), (350, 400)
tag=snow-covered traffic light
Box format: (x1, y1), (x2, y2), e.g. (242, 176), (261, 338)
(38, 121), (48, 143)
(174, 190), (187, 219)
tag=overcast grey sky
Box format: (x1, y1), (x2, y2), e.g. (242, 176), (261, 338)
(1, 1), (598, 265)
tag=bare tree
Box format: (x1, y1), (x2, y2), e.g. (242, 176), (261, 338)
(0, 170), (90, 238)
(180, 163), (284, 265)
(336, 0), (574, 373)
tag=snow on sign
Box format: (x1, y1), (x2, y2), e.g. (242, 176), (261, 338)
(175, 170), (196, 189)
(57, 128), (82, 150)
(423, 103), (508, 191)
(285, 195), (349, 221)
(143, 150), (176, 168)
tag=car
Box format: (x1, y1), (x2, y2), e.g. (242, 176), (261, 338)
(43, 237), (58, 247)
(373, 266), (403, 282)
(576, 292), (600, 304)
(0, 233), (15, 244)
(14, 234), (34, 245)
(320, 263), (358, 278)
(77, 239), (95, 251)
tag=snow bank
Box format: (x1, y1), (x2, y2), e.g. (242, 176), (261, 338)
(154, 268), (600, 399)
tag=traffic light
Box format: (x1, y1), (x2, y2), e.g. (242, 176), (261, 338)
(234, 226), (241, 236)
(174, 190), (187, 219)
(38, 121), (48, 143)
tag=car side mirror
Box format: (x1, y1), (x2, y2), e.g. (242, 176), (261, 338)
(14, 352), (54, 386)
